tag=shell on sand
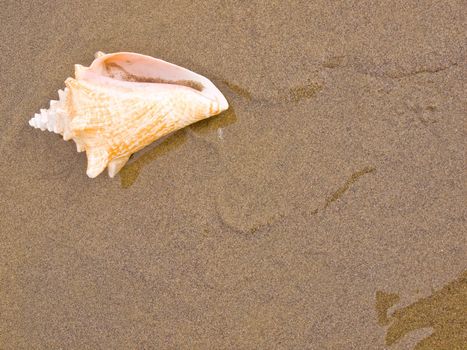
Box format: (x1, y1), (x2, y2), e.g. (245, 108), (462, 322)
(29, 51), (229, 178)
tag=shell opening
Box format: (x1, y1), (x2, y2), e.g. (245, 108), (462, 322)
(87, 53), (228, 111)
(97, 54), (205, 92)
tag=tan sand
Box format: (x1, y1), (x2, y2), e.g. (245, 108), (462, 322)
(1, 1), (466, 348)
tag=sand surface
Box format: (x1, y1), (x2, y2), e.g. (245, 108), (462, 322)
(1, 1), (466, 349)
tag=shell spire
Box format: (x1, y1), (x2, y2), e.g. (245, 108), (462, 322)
(29, 89), (68, 135)
(28, 51), (229, 178)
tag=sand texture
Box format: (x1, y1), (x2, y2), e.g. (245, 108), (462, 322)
(1, 1), (466, 349)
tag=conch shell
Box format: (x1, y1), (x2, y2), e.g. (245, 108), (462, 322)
(29, 51), (229, 178)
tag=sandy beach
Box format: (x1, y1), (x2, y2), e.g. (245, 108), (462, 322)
(1, 1), (466, 348)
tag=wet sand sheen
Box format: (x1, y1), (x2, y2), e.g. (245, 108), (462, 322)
(377, 271), (467, 349)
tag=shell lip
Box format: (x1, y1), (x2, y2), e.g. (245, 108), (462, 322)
(216, 89), (229, 112)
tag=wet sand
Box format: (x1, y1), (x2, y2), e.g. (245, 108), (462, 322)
(1, 1), (466, 349)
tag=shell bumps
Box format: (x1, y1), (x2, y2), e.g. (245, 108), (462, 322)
(29, 51), (229, 178)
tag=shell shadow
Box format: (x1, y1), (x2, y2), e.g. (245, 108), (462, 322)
(189, 106), (237, 135)
(119, 107), (237, 188)
(119, 129), (187, 188)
